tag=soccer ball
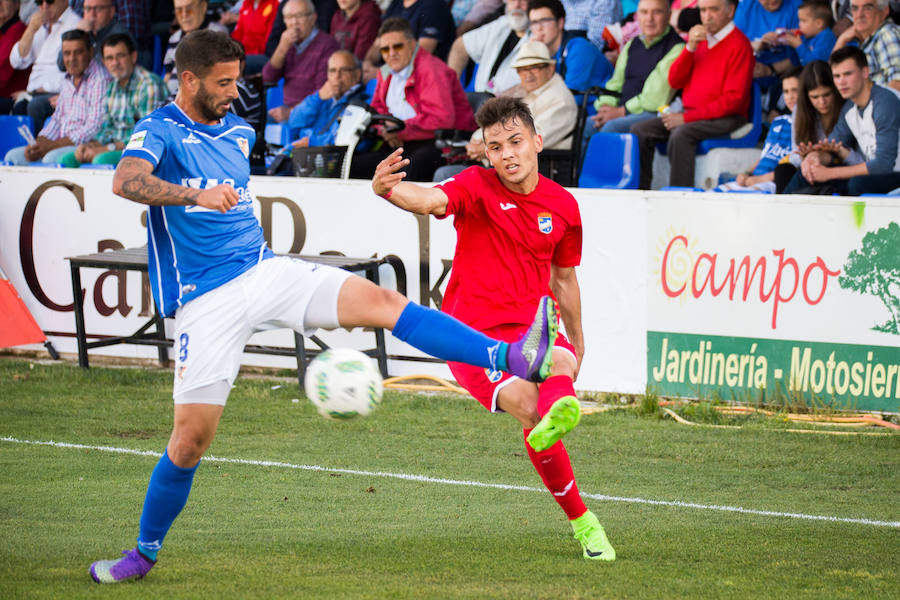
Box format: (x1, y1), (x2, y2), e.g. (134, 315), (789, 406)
(304, 348), (383, 419)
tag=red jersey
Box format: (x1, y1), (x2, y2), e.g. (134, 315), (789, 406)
(232, 0), (279, 56)
(434, 166), (582, 330)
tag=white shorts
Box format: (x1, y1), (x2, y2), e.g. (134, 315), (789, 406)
(171, 256), (352, 404)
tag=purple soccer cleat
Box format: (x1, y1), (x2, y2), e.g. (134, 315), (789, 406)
(506, 296), (559, 382)
(90, 548), (156, 584)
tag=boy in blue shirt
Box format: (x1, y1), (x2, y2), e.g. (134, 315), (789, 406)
(716, 67), (801, 192)
(780, 0), (837, 64)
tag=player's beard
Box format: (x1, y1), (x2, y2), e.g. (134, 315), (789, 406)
(195, 83), (230, 122)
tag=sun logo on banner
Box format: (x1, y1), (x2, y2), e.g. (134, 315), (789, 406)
(653, 225), (699, 305)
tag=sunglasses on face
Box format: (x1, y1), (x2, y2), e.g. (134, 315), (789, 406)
(36, 0), (56, 5)
(379, 42), (406, 55)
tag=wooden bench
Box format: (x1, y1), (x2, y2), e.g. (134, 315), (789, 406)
(67, 247), (406, 384)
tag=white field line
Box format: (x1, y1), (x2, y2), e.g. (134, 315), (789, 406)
(3, 435), (899, 529)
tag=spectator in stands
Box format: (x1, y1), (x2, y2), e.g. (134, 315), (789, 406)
(784, 46), (900, 194)
(454, 0), (503, 35)
(447, 0), (531, 95)
(434, 39), (577, 180)
(715, 67), (800, 192)
(57, 0), (130, 70)
(9, 0), (80, 132)
(112, 0), (152, 69)
(527, 0), (612, 91)
(330, 0), (380, 60)
(0, 0), (29, 114)
(5, 29), (109, 164)
(265, 0), (340, 57)
(59, 32), (165, 167)
(560, 0), (622, 50)
(164, 0), (228, 96)
(777, 0), (836, 65)
(735, 0), (801, 79)
(349, 18), (476, 181)
(381, 0), (456, 61)
(587, 0), (683, 138)
(287, 49), (367, 148)
(630, 0), (754, 189)
(263, 0), (338, 122)
(832, 0), (900, 91)
(775, 60), (842, 190)
(231, 0), (279, 74)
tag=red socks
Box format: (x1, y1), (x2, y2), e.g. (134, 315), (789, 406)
(523, 430), (587, 520)
(537, 375), (575, 416)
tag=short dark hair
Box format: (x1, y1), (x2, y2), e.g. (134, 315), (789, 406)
(101, 33), (136, 55)
(799, 0), (834, 27)
(378, 17), (415, 39)
(829, 45), (868, 69)
(175, 30), (245, 78)
(781, 65), (803, 81)
(475, 96), (536, 135)
(527, 0), (565, 19)
(61, 29), (93, 51)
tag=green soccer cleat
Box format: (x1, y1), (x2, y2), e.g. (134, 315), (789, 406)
(526, 395), (581, 452)
(571, 511), (616, 561)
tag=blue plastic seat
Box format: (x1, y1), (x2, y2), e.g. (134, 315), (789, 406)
(27, 161), (63, 168)
(657, 82), (763, 156)
(152, 34), (164, 76)
(578, 133), (639, 189)
(266, 79), (284, 117)
(80, 163), (116, 170)
(0, 115), (35, 159)
(364, 77), (377, 99)
(661, 186), (705, 192)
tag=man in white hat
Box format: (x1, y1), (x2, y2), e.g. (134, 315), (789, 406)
(437, 39), (576, 178)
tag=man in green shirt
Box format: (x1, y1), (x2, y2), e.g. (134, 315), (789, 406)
(581, 0), (683, 158)
(62, 33), (166, 167)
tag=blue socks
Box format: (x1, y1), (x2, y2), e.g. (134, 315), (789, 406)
(136, 450), (198, 560)
(392, 302), (508, 371)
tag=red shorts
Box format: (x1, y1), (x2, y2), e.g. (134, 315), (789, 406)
(448, 323), (576, 413)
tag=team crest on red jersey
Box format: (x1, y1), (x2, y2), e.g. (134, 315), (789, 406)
(537, 212), (553, 234)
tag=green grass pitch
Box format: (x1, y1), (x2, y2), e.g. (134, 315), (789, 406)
(0, 359), (897, 599)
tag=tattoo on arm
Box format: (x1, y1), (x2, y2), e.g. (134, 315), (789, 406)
(114, 157), (200, 207)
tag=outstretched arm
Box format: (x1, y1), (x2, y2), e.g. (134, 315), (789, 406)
(112, 156), (239, 213)
(371, 148), (449, 216)
(550, 264), (584, 376)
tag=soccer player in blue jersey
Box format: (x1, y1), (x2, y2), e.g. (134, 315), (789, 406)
(89, 29), (558, 584)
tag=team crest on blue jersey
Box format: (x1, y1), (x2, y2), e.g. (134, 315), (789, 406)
(237, 137), (249, 158)
(484, 368), (503, 383)
(538, 212), (553, 234)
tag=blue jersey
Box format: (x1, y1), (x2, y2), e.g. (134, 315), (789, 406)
(121, 102), (274, 317)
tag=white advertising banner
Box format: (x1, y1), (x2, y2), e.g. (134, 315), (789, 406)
(0, 167), (647, 395)
(647, 192), (900, 412)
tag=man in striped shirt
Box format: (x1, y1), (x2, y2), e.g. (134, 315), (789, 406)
(4, 28), (110, 164)
(63, 32), (166, 167)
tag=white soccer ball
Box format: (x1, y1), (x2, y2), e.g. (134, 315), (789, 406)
(304, 348), (384, 419)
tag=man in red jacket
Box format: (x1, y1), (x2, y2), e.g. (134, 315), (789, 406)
(630, 0), (754, 189)
(349, 17), (476, 181)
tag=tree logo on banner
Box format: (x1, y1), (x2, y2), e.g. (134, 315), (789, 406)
(840, 222), (900, 335)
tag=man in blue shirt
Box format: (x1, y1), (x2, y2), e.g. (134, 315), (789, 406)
(287, 49), (368, 148)
(88, 29), (559, 585)
(735, 0), (802, 77)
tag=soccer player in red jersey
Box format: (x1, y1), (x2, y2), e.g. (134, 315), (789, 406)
(371, 96), (616, 561)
